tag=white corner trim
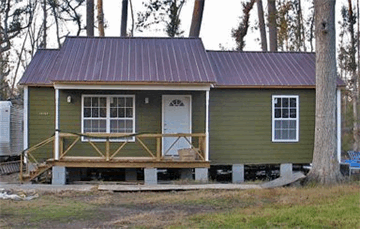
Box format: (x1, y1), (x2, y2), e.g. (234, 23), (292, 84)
(337, 89), (341, 163)
(205, 90), (210, 161)
(54, 89), (60, 160)
(23, 86), (28, 152)
(54, 83), (211, 91)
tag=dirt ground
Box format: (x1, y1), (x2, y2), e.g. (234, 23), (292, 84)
(0, 173), (225, 228)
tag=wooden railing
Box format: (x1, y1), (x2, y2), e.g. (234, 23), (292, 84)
(20, 136), (55, 181)
(58, 132), (206, 162)
(20, 132), (207, 182)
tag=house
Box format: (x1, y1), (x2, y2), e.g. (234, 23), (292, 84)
(18, 36), (344, 185)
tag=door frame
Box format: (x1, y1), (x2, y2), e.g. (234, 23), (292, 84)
(161, 94), (192, 156)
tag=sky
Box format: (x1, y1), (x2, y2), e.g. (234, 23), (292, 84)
(100, 0), (347, 51)
(9, 0), (367, 85)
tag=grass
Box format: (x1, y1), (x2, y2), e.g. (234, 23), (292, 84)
(0, 183), (360, 229)
(168, 184), (360, 229)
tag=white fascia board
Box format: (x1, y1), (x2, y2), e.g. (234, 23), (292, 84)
(54, 83), (211, 91)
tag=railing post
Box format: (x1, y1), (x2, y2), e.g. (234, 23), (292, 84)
(156, 136), (161, 161)
(19, 154), (23, 182)
(106, 137), (110, 161)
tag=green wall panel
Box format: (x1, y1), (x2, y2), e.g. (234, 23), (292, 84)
(28, 87), (55, 161)
(209, 88), (316, 165)
(28, 88), (205, 159)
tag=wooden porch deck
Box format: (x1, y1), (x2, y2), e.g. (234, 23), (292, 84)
(20, 133), (209, 182)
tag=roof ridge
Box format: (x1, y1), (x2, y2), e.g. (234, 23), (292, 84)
(66, 36), (201, 40)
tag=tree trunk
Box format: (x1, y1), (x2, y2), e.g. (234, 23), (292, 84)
(268, 0), (277, 51)
(87, 0), (94, 36)
(232, 0), (256, 51)
(129, 0), (135, 36)
(306, 0), (342, 185)
(42, 0), (47, 48)
(120, 0), (128, 36)
(257, 0), (267, 51)
(189, 0), (205, 37)
(97, 0), (105, 36)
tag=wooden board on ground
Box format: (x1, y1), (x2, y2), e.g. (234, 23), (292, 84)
(261, 172), (306, 188)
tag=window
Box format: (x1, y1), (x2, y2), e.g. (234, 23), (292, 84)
(272, 95), (299, 142)
(169, 99), (185, 107)
(82, 95), (135, 141)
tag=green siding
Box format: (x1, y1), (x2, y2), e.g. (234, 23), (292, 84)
(28, 87), (55, 161)
(209, 89), (315, 165)
(28, 87), (315, 165)
(28, 88), (205, 159)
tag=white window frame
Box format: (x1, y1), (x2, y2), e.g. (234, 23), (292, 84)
(272, 95), (299, 142)
(81, 94), (135, 142)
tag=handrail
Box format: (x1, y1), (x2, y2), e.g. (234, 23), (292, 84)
(58, 132), (206, 162)
(20, 136), (55, 181)
(20, 132), (206, 181)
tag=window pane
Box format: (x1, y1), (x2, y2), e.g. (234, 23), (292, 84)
(282, 98), (289, 107)
(92, 108), (98, 117)
(110, 120), (117, 132)
(290, 98), (297, 107)
(118, 108), (125, 117)
(275, 109), (281, 118)
(126, 120), (133, 132)
(99, 120), (106, 132)
(92, 97), (99, 107)
(125, 98), (133, 107)
(84, 120), (91, 132)
(282, 120), (289, 129)
(274, 97), (281, 107)
(289, 120), (296, 129)
(110, 107), (117, 118)
(126, 108), (133, 118)
(91, 120), (99, 132)
(282, 109), (289, 118)
(84, 108), (91, 117)
(118, 97), (125, 107)
(84, 97), (91, 107)
(289, 130), (296, 139)
(100, 108), (107, 117)
(274, 120), (281, 129)
(99, 97), (107, 107)
(118, 120), (125, 131)
(290, 109), (296, 118)
(275, 129), (281, 140)
(110, 97), (117, 108)
(281, 129), (288, 140)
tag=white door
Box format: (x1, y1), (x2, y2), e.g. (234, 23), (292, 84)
(162, 95), (191, 156)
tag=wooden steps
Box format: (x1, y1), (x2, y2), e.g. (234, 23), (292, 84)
(21, 163), (53, 183)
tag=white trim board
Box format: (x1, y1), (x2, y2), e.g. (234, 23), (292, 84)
(54, 83), (211, 91)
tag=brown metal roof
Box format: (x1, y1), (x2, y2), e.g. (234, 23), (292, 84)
(18, 49), (59, 85)
(208, 51), (317, 87)
(207, 51), (345, 87)
(48, 36), (216, 84)
(19, 37), (344, 88)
